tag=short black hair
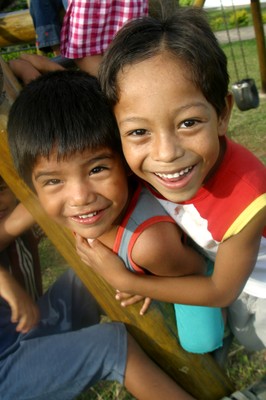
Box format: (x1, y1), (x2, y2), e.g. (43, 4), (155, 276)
(8, 70), (122, 188)
(99, 7), (229, 116)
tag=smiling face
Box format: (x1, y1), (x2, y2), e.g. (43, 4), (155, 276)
(32, 147), (129, 241)
(114, 53), (232, 202)
(0, 178), (17, 222)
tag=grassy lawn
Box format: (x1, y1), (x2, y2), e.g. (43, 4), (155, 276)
(222, 39), (266, 166)
(1, 2), (266, 399)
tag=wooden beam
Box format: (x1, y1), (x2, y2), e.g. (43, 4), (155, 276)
(0, 57), (234, 400)
(0, 9), (35, 48)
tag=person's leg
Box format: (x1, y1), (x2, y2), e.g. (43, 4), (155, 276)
(29, 0), (64, 53)
(124, 333), (195, 400)
(228, 292), (266, 351)
(0, 322), (127, 400)
(36, 268), (103, 333)
(45, 270), (195, 399)
(174, 303), (224, 353)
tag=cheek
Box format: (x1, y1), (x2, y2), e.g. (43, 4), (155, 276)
(193, 133), (220, 161)
(37, 193), (61, 219)
(122, 143), (142, 171)
(6, 194), (17, 210)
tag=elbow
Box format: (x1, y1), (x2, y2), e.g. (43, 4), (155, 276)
(212, 289), (239, 308)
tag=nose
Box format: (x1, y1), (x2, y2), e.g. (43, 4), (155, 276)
(150, 131), (184, 163)
(68, 181), (96, 207)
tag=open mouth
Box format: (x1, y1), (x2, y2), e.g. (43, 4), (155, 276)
(154, 166), (193, 181)
(70, 206), (109, 226)
(77, 211), (98, 219)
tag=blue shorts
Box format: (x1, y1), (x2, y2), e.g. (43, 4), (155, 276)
(0, 270), (127, 400)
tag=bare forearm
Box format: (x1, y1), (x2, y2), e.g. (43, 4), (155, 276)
(75, 235), (246, 308)
(113, 270), (236, 308)
(0, 203), (35, 251)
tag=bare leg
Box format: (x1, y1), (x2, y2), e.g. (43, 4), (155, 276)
(75, 55), (103, 77)
(124, 334), (195, 400)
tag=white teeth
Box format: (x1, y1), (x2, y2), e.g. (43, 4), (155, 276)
(78, 211), (98, 219)
(155, 166), (192, 179)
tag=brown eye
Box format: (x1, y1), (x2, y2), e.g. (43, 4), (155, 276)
(181, 120), (196, 128)
(131, 129), (147, 136)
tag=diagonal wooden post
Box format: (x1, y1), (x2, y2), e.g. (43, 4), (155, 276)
(0, 10), (35, 48)
(0, 58), (234, 399)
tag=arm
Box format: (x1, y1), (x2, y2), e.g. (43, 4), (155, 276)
(0, 203), (35, 251)
(76, 207), (265, 307)
(9, 54), (65, 86)
(0, 267), (40, 333)
(78, 221), (204, 313)
(131, 221), (206, 277)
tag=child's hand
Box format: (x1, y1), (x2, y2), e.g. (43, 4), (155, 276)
(0, 269), (40, 333)
(75, 233), (132, 289)
(115, 290), (152, 315)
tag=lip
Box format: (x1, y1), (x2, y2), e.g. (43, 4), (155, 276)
(154, 165), (194, 180)
(70, 208), (106, 225)
(152, 164), (196, 190)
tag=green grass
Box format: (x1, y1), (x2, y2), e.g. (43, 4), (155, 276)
(222, 39), (266, 165)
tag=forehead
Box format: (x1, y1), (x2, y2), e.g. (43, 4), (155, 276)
(115, 54), (194, 105)
(33, 146), (118, 170)
(114, 54), (204, 117)
(118, 53), (189, 83)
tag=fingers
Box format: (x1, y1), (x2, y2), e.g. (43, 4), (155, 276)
(20, 53), (65, 73)
(11, 303), (40, 333)
(139, 297), (152, 315)
(115, 290), (152, 315)
(9, 58), (41, 85)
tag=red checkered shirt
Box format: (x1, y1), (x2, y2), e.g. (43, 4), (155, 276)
(60, 0), (148, 59)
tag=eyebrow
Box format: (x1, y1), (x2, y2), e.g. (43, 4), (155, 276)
(33, 152), (115, 181)
(117, 117), (149, 128)
(118, 102), (208, 126)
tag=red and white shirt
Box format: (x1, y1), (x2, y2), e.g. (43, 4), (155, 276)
(147, 137), (266, 298)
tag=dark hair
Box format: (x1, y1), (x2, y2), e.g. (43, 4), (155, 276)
(99, 7), (229, 115)
(8, 70), (122, 188)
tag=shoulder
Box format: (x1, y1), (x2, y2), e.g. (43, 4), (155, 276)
(131, 220), (183, 274)
(205, 138), (266, 212)
(219, 138), (266, 191)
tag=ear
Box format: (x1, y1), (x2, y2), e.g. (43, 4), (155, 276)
(218, 92), (234, 137)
